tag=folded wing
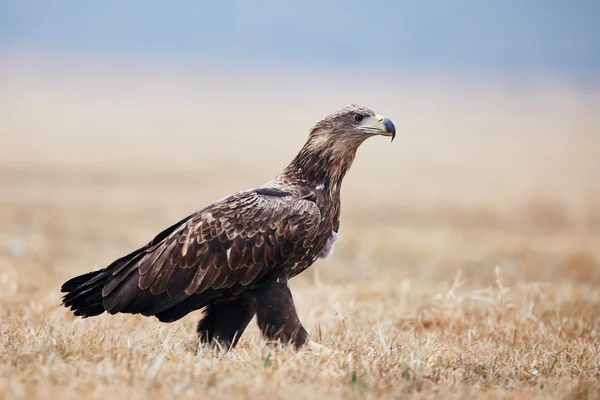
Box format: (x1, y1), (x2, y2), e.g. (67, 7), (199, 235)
(62, 189), (321, 322)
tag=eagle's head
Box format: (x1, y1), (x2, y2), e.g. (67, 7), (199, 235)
(281, 105), (395, 186)
(308, 104), (396, 146)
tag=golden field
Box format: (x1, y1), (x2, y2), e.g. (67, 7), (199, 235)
(1, 60), (599, 399)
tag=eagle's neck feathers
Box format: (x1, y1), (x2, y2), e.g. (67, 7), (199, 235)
(278, 134), (363, 192)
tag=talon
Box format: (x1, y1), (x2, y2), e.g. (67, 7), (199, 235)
(307, 340), (330, 354)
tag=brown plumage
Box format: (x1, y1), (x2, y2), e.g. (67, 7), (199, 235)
(61, 104), (396, 349)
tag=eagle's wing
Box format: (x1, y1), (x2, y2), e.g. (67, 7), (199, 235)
(95, 189), (320, 321)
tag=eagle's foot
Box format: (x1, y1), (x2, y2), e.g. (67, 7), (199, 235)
(306, 340), (331, 354)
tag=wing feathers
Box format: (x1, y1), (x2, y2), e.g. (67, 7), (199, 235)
(139, 239), (177, 290)
(195, 267), (218, 293)
(186, 265), (210, 294)
(97, 189), (321, 320)
(149, 255), (179, 295)
(167, 266), (199, 297)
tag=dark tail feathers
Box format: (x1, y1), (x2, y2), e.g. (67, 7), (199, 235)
(61, 268), (111, 318)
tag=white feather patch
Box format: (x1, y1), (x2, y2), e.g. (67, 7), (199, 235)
(318, 231), (340, 259)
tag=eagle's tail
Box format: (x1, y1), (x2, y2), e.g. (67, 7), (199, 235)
(61, 268), (111, 318)
(61, 265), (219, 322)
(60, 245), (219, 322)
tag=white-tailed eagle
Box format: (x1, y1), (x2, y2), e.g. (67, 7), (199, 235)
(61, 105), (396, 349)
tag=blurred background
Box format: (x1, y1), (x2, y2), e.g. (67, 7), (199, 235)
(1, 0), (599, 296)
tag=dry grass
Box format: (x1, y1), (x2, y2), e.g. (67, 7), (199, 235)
(1, 59), (599, 399)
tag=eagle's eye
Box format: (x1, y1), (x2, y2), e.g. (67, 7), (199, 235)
(352, 113), (364, 123)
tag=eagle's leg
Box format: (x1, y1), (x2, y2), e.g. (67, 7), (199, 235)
(197, 294), (257, 350)
(255, 272), (308, 348)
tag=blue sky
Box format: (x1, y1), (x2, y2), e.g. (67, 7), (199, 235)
(1, 0), (599, 76)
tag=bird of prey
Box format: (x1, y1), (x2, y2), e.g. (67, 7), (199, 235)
(61, 104), (395, 349)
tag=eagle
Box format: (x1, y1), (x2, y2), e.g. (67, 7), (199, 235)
(61, 105), (395, 349)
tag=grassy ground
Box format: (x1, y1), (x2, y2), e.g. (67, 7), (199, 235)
(1, 60), (599, 399)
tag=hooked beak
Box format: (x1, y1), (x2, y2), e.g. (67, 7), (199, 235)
(358, 115), (396, 142)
